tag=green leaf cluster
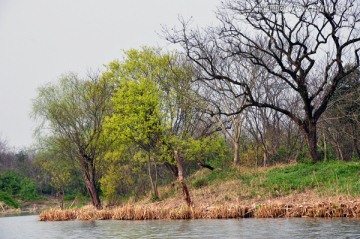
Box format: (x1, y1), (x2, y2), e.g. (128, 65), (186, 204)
(0, 170), (40, 205)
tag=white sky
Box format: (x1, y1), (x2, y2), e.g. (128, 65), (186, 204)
(0, 0), (219, 149)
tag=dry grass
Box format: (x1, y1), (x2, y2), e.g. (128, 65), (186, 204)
(39, 163), (360, 221)
(39, 192), (360, 221)
(254, 201), (360, 218)
(0, 202), (22, 215)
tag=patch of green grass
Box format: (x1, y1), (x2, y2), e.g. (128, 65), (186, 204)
(191, 178), (208, 189)
(262, 161), (360, 196)
(150, 195), (161, 202)
(63, 194), (76, 201)
(206, 168), (239, 183)
(189, 160), (360, 198)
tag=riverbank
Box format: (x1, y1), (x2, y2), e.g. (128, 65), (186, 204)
(39, 191), (360, 220)
(0, 197), (60, 216)
(39, 161), (360, 220)
(0, 196), (89, 216)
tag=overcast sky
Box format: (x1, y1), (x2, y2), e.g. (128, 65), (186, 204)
(0, 0), (220, 149)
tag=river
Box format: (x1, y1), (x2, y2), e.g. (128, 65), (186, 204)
(0, 215), (359, 238)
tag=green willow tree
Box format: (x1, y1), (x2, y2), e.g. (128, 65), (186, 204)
(34, 137), (82, 208)
(33, 73), (112, 209)
(103, 48), (217, 206)
(98, 146), (138, 204)
(105, 77), (163, 199)
(41, 157), (71, 209)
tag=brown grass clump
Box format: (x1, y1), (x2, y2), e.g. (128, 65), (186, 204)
(112, 204), (166, 220)
(39, 208), (77, 221)
(253, 201), (360, 218)
(96, 209), (113, 220)
(39, 197), (360, 221)
(39, 174), (360, 221)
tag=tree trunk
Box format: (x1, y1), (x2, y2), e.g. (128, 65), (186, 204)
(60, 189), (64, 210)
(79, 153), (101, 209)
(335, 141), (344, 161)
(304, 121), (320, 163)
(148, 152), (159, 199)
(293, 139), (304, 162)
(233, 141), (240, 165)
(174, 150), (191, 207)
(81, 167), (101, 209)
(263, 150), (269, 167)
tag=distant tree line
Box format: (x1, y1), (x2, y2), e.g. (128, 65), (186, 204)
(0, 139), (44, 207)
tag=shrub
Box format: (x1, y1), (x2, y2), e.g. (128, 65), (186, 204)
(0, 171), (22, 194)
(0, 170), (41, 202)
(19, 178), (41, 200)
(0, 191), (19, 208)
(191, 178), (208, 189)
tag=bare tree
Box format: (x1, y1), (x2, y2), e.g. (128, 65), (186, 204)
(0, 137), (13, 170)
(166, 0), (360, 162)
(320, 65), (360, 161)
(197, 76), (248, 165)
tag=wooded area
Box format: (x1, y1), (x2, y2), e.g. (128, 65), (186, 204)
(1, 0), (359, 209)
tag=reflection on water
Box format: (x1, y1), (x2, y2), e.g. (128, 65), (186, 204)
(0, 215), (359, 239)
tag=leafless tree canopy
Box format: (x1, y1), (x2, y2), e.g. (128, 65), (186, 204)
(165, 0), (360, 162)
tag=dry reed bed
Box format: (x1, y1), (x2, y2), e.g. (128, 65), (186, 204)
(39, 201), (360, 221)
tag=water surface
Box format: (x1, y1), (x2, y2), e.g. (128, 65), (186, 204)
(0, 215), (359, 238)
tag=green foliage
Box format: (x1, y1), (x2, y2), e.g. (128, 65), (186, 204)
(63, 194), (76, 201)
(0, 191), (19, 208)
(100, 163), (134, 204)
(190, 161), (360, 198)
(33, 74), (113, 154)
(101, 47), (200, 200)
(38, 154), (72, 195)
(103, 49), (168, 177)
(263, 161), (360, 196)
(208, 168), (241, 183)
(0, 171), (21, 194)
(33, 139), (84, 197)
(19, 177), (41, 201)
(62, 194), (90, 208)
(105, 76), (163, 148)
(33, 72), (113, 207)
(98, 146), (148, 203)
(150, 195), (161, 202)
(0, 170), (41, 205)
(184, 134), (231, 167)
(191, 178), (208, 189)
